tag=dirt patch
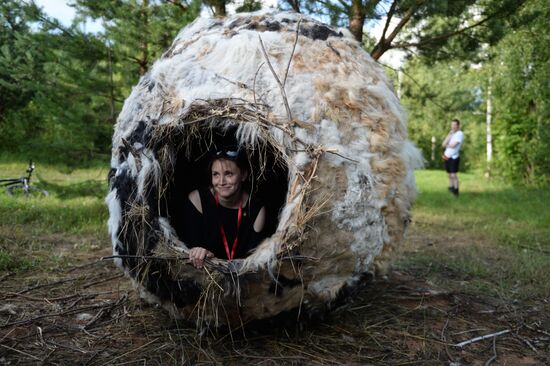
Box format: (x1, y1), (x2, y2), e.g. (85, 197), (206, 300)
(1, 233), (549, 365)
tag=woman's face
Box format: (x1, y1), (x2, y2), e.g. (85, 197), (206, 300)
(211, 159), (247, 201)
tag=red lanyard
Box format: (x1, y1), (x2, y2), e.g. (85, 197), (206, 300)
(214, 192), (243, 261)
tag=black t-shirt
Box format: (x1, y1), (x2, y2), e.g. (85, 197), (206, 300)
(181, 187), (265, 259)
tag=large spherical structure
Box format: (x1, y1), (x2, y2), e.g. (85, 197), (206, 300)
(107, 11), (422, 326)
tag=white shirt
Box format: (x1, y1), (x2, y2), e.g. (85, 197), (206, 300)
(444, 130), (464, 159)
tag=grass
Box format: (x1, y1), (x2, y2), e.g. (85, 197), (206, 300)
(414, 169), (550, 248)
(398, 169), (550, 300)
(0, 162), (548, 365)
(1, 159), (549, 300)
(0, 161), (109, 272)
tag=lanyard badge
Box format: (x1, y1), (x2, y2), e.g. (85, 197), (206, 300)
(215, 192), (243, 260)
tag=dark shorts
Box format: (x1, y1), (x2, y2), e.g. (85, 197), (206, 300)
(444, 157), (460, 173)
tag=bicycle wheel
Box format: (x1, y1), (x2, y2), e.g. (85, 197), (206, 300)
(5, 184), (23, 196)
(6, 185), (49, 197)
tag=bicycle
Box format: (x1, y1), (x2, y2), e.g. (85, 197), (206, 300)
(0, 160), (49, 197)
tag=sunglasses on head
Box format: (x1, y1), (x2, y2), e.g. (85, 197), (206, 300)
(213, 146), (240, 159)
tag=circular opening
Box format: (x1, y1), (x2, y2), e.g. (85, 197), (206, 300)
(164, 125), (289, 253)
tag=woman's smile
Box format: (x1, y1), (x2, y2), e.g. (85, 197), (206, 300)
(211, 159), (247, 206)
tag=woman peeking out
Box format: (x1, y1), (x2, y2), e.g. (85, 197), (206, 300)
(182, 146), (266, 268)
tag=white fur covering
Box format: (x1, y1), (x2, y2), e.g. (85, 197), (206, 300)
(108, 10), (423, 322)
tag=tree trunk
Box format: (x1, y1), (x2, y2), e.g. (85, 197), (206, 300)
(107, 42), (116, 124)
(288, 0), (300, 12)
(349, 0), (365, 43)
(486, 76), (493, 176)
(211, 0), (227, 17)
(397, 69), (403, 99)
(138, 0), (149, 75)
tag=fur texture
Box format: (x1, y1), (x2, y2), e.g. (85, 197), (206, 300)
(108, 10), (422, 326)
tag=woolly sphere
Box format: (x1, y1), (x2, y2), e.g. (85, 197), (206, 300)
(107, 11), (422, 326)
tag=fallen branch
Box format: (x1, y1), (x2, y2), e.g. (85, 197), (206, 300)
(454, 329), (511, 348)
(101, 254), (185, 261)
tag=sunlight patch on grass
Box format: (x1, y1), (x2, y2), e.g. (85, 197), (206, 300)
(414, 169), (550, 248)
(401, 169), (550, 300)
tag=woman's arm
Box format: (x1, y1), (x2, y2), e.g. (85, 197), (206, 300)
(253, 206), (266, 233)
(188, 189), (203, 213)
(184, 190), (213, 268)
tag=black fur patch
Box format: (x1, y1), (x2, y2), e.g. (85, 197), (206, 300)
(126, 120), (150, 146)
(300, 24), (343, 41)
(112, 168), (135, 207)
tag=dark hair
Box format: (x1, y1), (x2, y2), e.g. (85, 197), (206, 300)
(207, 146), (249, 174)
(451, 118), (460, 126)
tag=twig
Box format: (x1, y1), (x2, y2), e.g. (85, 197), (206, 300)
(97, 338), (159, 366)
(283, 18), (302, 87)
(524, 323), (550, 337)
(288, 148), (359, 163)
(82, 273), (124, 289)
(484, 335), (497, 366)
(0, 272), (15, 282)
(2, 291), (81, 302)
(454, 329), (510, 348)
(257, 35), (293, 122)
(0, 303), (115, 329)
(441, 318), (454, 361)
(64, 259), (103, 273)
(101, 254), (185, 261)
(279, 343), (343, 365)
(0, 327), (15, 342)
(452, 328), (488, 335)
(0, 344), (42, 361)
(515, 334), (538, 353)
(83, 300), (115, 330)
(253, 61), (265, 105)
(323, 149), (359, 163)
(17, 276), (86, 294)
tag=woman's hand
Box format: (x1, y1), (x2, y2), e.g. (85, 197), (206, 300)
(189, 247), (214, 269)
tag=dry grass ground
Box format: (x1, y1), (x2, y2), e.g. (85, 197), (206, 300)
(0, 165), (549, 365)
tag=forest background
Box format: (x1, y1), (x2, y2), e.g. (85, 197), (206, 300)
(1, 0), (549, 186)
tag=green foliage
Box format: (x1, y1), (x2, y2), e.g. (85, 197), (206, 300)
(0, 0), (547, 185)
(402, 0), (526, 63)
(0, 1), (201, 166)
(236, 0), (262, 13)
(285, 0), (526, 62)
(397, 0), (549, 185)
(398, 60), (485, 170)
(490, 0), (550, 185)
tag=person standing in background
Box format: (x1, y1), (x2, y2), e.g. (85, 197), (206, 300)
(442, 119), (464, 196)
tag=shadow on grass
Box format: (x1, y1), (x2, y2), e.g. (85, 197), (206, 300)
(38, 178), (107, 199)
